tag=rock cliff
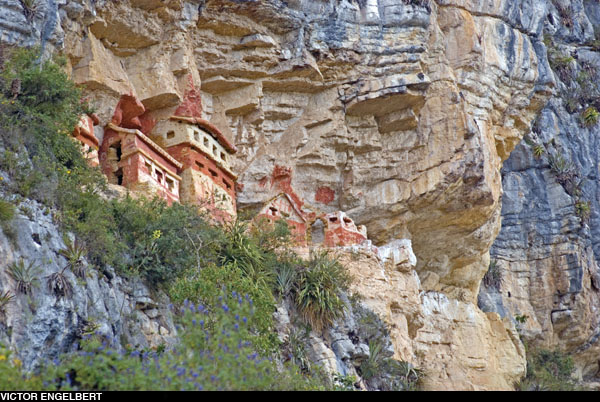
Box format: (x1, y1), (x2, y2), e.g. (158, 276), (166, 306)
(2, 0), (599, 391)
(479, 0), (600, 384)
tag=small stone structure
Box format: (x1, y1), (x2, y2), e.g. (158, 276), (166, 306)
(100, 122), (182, 205)
(152, 116), (237, 221)
(256, 193), (308, 245)
(71, 113), (100, 167)
(95, 89), (237, 217)
(254, 182), (368, 248)
(322, 211), (367, 247)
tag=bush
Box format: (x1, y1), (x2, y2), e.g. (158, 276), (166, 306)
(35, 288), (326, 391)
(0, 346), (41, 390)
(169, 262), (279, 356)
(0, 199), (15, 223)
(575, 200), (591, 223)
(293, 251), (351, 332)
(581, 106), (600, 127)
(516, 345), (580, 391)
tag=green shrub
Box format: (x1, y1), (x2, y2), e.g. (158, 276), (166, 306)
(0, 346), (41, 390)
(0, 199), (15, 223)
(358, 337), (423, 391)
(282, 326), (310, 373)
(516, 345), (580, 391)
(293, 251), (351, 332)
(360, 340), (384, 380)
(581, 106), (600, 127)
(575, 200), (591, 223)
(37, 288), (326, 391)
(169, 262), (278, 355)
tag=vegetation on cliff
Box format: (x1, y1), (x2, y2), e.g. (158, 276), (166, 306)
(0, 48), (366, 390)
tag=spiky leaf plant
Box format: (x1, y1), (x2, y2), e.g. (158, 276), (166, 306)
(59, 237), (87, 279)
(0, 290), (15, 313)
(7, 258), (41, 295)
(293, 251), (350, 332)
(582, 106), (600, 127)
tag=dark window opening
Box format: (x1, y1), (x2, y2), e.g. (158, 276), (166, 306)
(156, 170), (163, 184)
(115, 168), (124, 186)
(507, 291), (511, 298)
(196, 161), (205, 170)
(343, 217), (352, 224)
(110, 141), (122, 162)
(209, 169), (218, 178)
(269, 207), (278, 216)
(167, 130), (175, 139)
(329, 217), (338, 223)
(223, 179), (231, 190)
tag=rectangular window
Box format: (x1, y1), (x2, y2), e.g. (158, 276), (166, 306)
(195, 161), (204, 170)
(209, 169), (218, 178)
(166, 177), (174, 192)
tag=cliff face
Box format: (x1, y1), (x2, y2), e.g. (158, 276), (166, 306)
(479, 0), (600, 383)
(2, 0), (596, 390)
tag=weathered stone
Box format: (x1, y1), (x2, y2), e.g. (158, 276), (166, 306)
(0, 198), (176, 370)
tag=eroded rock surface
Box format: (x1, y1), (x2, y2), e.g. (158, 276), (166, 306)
(0, 0), (573, 390)
(479, 0), (600, 384)
(0, 196), (176, 370)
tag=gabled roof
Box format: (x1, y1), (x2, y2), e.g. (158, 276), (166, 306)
(264, 192), (307, 223)
(106, 122), (183, 170)
(170, 116), (238, 154)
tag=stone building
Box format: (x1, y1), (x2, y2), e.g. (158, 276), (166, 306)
(256, 193), (308, 245)
(321, 211), (367, 247)
(254, 186), (368, 248)
(152, 116), (237, 221)
(99, 122), (182, 205)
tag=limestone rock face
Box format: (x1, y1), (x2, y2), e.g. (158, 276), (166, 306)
(0, 0), (572, 390)
(0, 198), (177, 370)
(479, 0), (600, 383)
(339, 246), (525, 391)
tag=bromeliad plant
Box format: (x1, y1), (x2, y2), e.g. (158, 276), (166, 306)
(0, 290), (15, 314)
(581, 106), (600, 127)
(46, 266), (73, 299)
(59, 236), (87, 279)
(293, 251), (351, 332)
(7, 258), (41, 295)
